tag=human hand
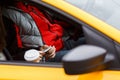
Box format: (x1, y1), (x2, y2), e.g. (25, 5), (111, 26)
(45, 46), (56, 58)
(40, 45), (56, 59)
(32, 53), (43, 63)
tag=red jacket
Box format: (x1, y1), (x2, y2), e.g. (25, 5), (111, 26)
(15, 2), (64, 51)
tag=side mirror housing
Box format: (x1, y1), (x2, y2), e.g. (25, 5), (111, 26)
(62, 45), (114, 75)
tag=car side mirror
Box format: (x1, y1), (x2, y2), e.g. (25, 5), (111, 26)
(62, 45), (114, 75)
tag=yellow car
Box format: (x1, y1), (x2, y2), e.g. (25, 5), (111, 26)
(0, 0), (120, 80)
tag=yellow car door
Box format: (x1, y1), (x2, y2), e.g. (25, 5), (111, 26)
(0, 62), (79, 80)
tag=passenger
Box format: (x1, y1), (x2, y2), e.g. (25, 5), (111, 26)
(1, 0), (85, 62)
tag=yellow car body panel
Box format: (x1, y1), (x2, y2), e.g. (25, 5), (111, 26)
(0, 64), (79, 80)
(42, 0), (120, 44)
(0, 64), (120, 80)
(78, 70), (120, 80)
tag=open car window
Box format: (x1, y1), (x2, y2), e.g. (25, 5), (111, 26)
(0, 0), (120, 69)
(1, 0), (86, 65)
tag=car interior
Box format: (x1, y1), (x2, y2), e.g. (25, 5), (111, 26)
(1, 1), (86, 62)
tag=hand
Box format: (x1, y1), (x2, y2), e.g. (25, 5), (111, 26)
(40, 45), (56, 58)
(45, 46), (56, 58)
(33, 51), (43, 63)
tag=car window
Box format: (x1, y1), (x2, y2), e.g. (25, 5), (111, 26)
(1, 0), (120, 68)
(65, 0), (120, 30)
(1, 1), (86, 64)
